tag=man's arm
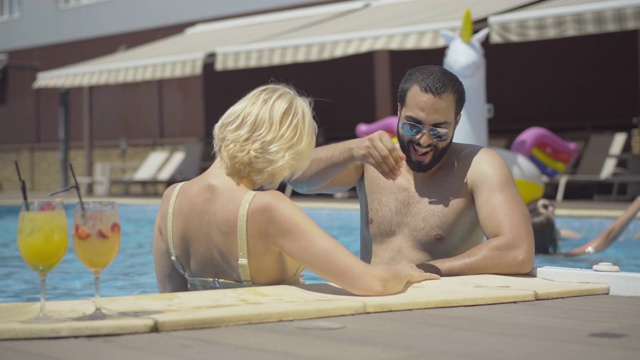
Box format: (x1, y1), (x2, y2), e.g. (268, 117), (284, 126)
(426, 148), (535, 276)
(290, 131), (404, 193)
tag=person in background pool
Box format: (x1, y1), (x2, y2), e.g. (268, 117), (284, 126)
(529, 196), (640, 255)
(288, 65), (534, 276)
(153, 84), (439, 295)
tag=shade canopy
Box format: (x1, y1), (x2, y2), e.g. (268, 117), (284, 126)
(214, 0), (536, 71)
(33, 0), (368, 88)
(33, 0), (536, 88)
(488, 0), (640, 43)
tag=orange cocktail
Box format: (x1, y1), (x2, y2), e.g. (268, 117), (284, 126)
(73, 206), (121, 273)
(72, 201), (120, 320)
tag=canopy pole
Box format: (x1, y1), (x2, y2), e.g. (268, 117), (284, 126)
(82, 87), (93, 194)
(638, 29), (640, 118)
(157, 80), (164, 140)
(58, 88), (69, 188)
(373, 51), (393, 120)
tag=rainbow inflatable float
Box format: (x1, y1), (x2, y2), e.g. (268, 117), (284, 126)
(510, 126), (580, 179)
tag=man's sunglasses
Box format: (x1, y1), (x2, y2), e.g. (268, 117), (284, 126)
(400, 121), (450, 142)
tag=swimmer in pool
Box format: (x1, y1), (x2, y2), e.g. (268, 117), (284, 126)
(529, 196), (640, 255)
(153, 83), (438, 295)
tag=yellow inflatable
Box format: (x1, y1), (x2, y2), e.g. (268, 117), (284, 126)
(492, 147), (545, 205)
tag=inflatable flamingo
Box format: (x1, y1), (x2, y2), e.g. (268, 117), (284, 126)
(439, 9), (490, 147)
(355, 115), (397, 138)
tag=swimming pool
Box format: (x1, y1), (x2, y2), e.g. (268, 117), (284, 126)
(1, 204), (638, 303)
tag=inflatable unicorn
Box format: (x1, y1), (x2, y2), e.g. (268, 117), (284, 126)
(439, 9), (490, 147)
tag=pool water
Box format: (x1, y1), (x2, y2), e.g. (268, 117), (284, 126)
(534, 216), (640, 271)
(1, 204), (159, 304)
(1, 204), (638, 303)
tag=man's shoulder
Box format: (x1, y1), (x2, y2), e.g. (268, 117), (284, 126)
(454, 143), (505, 163)
(452, 142), (484, 155)
(445, 143), (486, 168)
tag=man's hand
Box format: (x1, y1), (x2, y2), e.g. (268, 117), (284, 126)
(354, 131), (405, 180)
(416, 262), (443, 276)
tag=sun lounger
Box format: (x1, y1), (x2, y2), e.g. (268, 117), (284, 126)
(550, 131), (640, 201)
(106, 142), (204, 195)
(106, 150), (170, 195)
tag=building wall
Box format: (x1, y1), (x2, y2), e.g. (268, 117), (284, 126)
(205, 29), (639, 146)
(204, 53), (377, 145)
(1, 1), (638, 198)
(0, 0), (337, 192)
(392, 31), (640, 147)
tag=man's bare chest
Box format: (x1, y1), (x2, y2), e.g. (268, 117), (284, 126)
(363, 169), (482, 259)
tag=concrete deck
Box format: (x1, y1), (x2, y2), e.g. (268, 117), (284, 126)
(1, 294), (638, 360)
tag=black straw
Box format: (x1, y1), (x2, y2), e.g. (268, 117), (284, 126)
(69, 163), (86, 214)
(14, 161), (29, 211)
(48, 163), (86, 214)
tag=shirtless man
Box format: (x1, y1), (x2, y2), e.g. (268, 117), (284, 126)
(289, 65), (534, 276)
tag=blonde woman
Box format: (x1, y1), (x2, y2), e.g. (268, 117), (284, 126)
(153, 84), (438, 296)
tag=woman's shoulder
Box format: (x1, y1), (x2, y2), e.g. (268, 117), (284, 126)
(249, 190), (307, 224)
(250, 190), (293, 211)
(160, 182), (184, 203)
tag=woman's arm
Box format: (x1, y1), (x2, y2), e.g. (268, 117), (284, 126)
(566, 196), (640, 255)
(253, 191), (438, 296)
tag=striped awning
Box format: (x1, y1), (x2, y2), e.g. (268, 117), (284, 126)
(34, 0), (541, 88)
(33, 1), (368, 88)
(488, 0), (640, 43)
(214, 0), (537, 71)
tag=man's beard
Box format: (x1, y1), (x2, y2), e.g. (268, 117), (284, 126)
(398, 136), (452, 173)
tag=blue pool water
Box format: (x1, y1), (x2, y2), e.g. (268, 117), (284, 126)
(1, 204), (638, 303)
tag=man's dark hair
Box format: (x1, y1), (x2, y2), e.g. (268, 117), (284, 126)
(397, 65), (466, 117)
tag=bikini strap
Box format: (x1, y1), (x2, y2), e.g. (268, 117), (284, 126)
(167, 182), (188, 275)
(237, 190), (257, 284)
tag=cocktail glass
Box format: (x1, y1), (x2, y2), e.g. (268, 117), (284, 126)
(72, 201), (121, 320)
(17, 200), (69, 322)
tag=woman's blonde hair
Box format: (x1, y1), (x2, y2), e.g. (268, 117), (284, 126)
(213, 84), (317, 189)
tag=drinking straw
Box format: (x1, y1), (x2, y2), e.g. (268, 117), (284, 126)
(48, 163), (86, 213)
(14, 161), (29, 211)
(69, 163), (86, 214)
